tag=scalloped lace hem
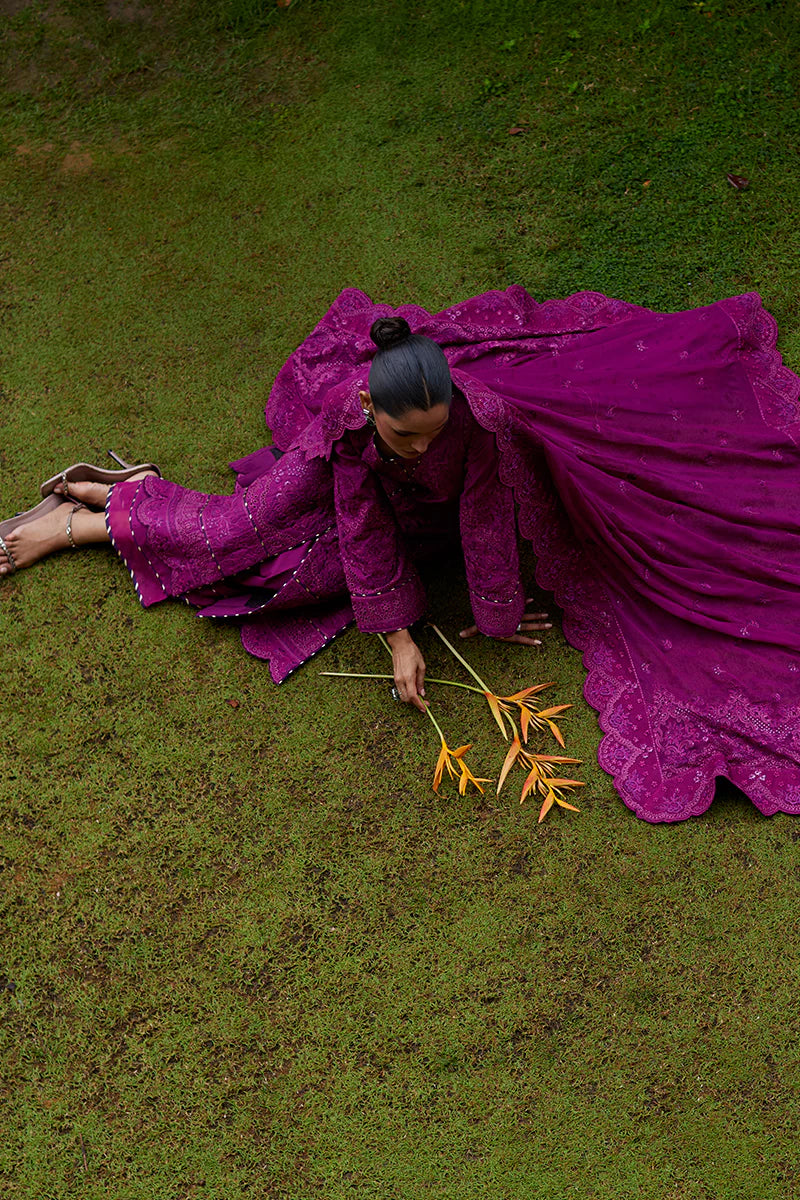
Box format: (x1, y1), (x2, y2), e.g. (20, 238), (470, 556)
(452, 291), (800, 822)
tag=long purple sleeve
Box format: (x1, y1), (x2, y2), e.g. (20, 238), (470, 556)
(459, 419), (525, 637)
(331, 436), (427, 633)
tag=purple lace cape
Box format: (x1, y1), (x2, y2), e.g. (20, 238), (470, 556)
(108, 287), (800, 824)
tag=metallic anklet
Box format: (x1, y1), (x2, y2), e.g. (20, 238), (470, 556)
(65, 504), (81, 550)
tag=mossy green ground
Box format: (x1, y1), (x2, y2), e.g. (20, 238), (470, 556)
(1, 2), (799, 1196)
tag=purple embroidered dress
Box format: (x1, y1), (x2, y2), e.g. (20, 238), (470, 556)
(106, 287), (800, 824)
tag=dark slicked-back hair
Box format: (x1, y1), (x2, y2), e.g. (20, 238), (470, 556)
(368, 317), (452, 417)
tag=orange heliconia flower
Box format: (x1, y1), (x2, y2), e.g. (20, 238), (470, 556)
(456, 756), (493, 796)
(433, 739), (470, 792)
(481, 682), (572, 749)
(496, 733), (583, 819)
(493, 684), (572, 747)
(432, 738), (491, 795)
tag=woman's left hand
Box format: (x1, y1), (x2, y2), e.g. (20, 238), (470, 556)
(459, 606), (551, 648)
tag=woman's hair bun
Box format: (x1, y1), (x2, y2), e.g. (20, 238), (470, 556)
(370, 316), (412, 352)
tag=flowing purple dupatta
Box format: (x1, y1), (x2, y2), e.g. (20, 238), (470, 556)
(264, 287), (800, 823)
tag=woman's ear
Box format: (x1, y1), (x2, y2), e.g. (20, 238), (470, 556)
(359, 390), (373, 416)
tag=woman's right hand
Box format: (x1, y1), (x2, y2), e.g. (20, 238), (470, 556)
(386, 628), (427, 712)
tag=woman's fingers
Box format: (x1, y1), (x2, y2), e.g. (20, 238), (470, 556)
(390, 637), (428, 711)
(518, 609), (551, 634)
(398, 676), (428, 712)
(399, 667), (427, 712)
(460, 626), (541, 645)
(460, 612), (552, 640)
(520, 609), (551, 631)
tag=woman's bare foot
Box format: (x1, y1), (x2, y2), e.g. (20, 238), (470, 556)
(54, 470), (158, 509)
(0, 503), (109, 575)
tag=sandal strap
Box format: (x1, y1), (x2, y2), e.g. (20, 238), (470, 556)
(65, 504), (82, 550)
(0, 532), (16, 573)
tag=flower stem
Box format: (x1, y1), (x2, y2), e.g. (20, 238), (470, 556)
(423, 704), (446, 741)
(427, 678), (484, 694)
(429, 624), (491, 692)
(320, 671), (395, 680)
(320, 671), (484, 694)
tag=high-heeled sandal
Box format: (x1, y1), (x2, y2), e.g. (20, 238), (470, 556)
(39, 450), (161, 498)
(0, 494), (79, 576)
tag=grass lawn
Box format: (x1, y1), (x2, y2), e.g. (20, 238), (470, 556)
(2, 1), (800, 1196)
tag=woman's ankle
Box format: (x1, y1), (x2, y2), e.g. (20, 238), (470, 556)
(68, 506), (111, 546)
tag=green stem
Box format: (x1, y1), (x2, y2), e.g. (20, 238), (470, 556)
(319, 671), (484, 694)
(423, 704), (446, 741)
(427, 678), (483, 694)
(320, 671), (394, 680)
(429, 624), (491, 692)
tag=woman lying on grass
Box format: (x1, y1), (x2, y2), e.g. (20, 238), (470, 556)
(2, 286), (799, 824)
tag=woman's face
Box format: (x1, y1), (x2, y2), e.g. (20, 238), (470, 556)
(360, 391), (449, 460)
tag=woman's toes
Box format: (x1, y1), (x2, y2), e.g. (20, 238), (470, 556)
(1, 507), (66, 570)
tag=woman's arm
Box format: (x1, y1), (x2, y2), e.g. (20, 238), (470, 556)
(459, 417), (527, 638)
(332, 435), (429, 707)
(332, 435), (427, 630)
